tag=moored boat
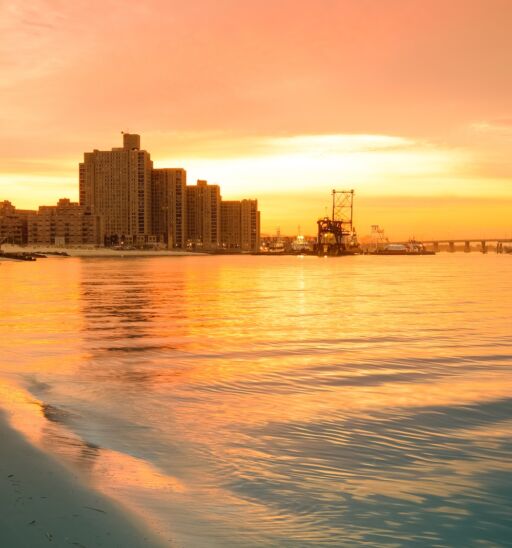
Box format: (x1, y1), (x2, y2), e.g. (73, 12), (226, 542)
(369, 241), (435, 255)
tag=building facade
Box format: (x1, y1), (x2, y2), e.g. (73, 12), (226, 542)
(79, 133), (154, 246)
(151, 168), (187, 248)
(0, 133), (262, 250)
(241, 199), (260, 252)
(220, 199), (260, 252)
(220, 200), (241, 250)
(0, 201), (35, 245)
(27, 199), (100, 246)
(186, 180), (221, 249)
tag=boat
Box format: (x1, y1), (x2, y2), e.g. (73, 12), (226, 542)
(291, 232), (312, 254)
(267, 240), (285, 253)
(264, 227), (286, 254)
(369, 241), (435, 255)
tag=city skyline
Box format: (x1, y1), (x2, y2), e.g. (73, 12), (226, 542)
(1, 133), (261, 251)
(1, 0), (512, 239)
(3, 130), (511, 239)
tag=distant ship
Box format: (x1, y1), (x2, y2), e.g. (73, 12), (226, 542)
(291, 227), (312, 253)
(260, 227), (285, 254)
(369, 241), (435, 255)
(365, 227), (435, 255)
(267, 240), (285, 253)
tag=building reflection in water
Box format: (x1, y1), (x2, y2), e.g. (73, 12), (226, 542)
(0, 255), (511, 546)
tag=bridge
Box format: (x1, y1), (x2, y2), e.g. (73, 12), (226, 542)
(389, 238), (512, 253)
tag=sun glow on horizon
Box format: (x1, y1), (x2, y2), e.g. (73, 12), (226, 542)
(1, 131), (511, 239)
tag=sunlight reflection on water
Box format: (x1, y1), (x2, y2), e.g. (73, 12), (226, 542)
(1, 254), (511, 546)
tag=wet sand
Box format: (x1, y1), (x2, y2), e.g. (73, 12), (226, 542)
(0, 411), (167, 548)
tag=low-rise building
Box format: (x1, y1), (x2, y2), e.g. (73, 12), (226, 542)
(0, 200), (35, 245)
(27, 198), (101, 246)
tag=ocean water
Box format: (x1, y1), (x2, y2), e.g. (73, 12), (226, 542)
(1, 254), (511, 547)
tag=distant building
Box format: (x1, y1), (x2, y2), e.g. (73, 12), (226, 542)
(27, 199), (100, 246)
(241, 199), (260, 252)
(0, 200), (35, 245)
(220, 199), (260, 252)
(186, 180), (221, 249)
(151, 168), (187, 249)
(79, 133), (154, 246)
(220, 200), (241, 250)
(3, 134), (262, 251)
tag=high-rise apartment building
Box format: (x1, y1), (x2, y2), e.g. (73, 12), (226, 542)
(220, 201), (241, 250)
(151, 168), (187, 248)
(79, 133), (153, 246)
(220, 199), (260, 252)
(27, 198), (100, 246)
(186, 180), (221, 249)
(241, 199), (260, 252)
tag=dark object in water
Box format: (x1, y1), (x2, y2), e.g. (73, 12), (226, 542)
(0, 252), (37, 261)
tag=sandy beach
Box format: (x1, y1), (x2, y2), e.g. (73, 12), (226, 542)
(1, 244), (206, 258)
(0, 411), (167, 548)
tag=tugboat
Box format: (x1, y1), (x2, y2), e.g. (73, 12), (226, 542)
(291, 227), (312, 254)
(260, 228), (286, 254)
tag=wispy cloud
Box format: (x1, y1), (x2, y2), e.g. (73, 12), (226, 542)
(469, 120), (512, 135)
(0, 1), (69, 84)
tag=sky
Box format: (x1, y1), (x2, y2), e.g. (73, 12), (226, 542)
(1, 0), (511, 238)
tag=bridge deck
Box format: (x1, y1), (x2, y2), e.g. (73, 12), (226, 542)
(389, 238), (512, 245)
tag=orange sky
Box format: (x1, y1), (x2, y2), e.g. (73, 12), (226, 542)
(1, 0), (511, 239)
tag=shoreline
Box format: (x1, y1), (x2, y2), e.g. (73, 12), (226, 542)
(1, 244), (207, 258)
(0, 409), (168, 548)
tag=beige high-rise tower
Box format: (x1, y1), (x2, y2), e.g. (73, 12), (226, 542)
(220, 200), (241, 250)
(240, 199), (260, 252)
(79, 133), (153, 246)
(220, 199), (260, 252)
(151, 168), (187, 248)
(186, 180), (221, 249)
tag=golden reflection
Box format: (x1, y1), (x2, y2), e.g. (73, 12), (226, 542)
(0, 254), (511, 544)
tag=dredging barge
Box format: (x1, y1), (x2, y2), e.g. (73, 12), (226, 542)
(314, 191), (436, 257)
(315, 190), (361, 256)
